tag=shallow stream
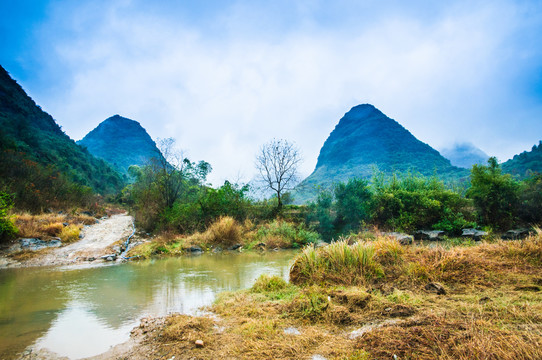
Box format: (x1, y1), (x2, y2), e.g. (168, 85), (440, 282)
(0, 251), (297, 359)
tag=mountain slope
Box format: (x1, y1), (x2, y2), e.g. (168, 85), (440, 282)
(439, 142), (489, 169)
(78, 115), (160, 175)
(0, 65), (124, 194)
(502, 141), (542, 178)
(295, 104), (468, 203)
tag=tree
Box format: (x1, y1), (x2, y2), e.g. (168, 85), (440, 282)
(255, 139), (302, 209)
(467, 157), (519, 230)
(334, 178), (372, 233)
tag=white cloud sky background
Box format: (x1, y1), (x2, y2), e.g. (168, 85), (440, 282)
(2, 0), (542, 185)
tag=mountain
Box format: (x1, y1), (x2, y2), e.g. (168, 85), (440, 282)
(0, 65), (124, 194)
(502, 141), (542, 178)
(439, 142), (489, 169)
(78, 115), (160, 175)
(295, 104), (468, 203)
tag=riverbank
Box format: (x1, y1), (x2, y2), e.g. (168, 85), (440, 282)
(97, 231), (542, 360)
(0, 212), (136, 268)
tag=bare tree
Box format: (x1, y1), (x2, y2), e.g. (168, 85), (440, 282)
(255, 139), (302, 208)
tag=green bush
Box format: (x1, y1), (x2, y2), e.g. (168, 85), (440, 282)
(0, 192), (18, 242)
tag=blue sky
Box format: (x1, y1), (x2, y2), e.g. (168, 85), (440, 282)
(1, 0), (542, 185)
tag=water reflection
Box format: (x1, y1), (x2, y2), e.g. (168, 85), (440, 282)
(0, 251), (296, 359)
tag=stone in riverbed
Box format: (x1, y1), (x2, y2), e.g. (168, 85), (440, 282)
(195, 339), (204, 348)
(187, 246), (203, 253)
(228, 244), (242, 251)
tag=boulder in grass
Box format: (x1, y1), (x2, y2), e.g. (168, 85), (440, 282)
(384, 232), (413, 245)
(414, 230), (445, 241)
(461, 228), (487, 241)
(502, 229), (531, 240)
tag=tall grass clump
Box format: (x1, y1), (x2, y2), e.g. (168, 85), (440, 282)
(203, 216), (242, 246)
(290, 238), (390, 286)
(59, 224), (81, 243)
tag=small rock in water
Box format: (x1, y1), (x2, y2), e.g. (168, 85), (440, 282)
(195, 339), (204, 348)
(228, 244), (242, 251)
(284, 327), (301, 335)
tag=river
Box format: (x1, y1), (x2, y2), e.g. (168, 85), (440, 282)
(0, 251), (297, 359)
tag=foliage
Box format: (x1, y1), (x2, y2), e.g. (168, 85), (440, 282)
(518, 173), (542, 225)
(306, 189), (335, 240)
(0, 150), (96, 212)
(370, 173), (474, 234)
(502, 140), (542, 179)
(334, 178), (372, 233)
(0, 66), (124, 196)
(467, 157), (520, 230)
(253, 220), (320, 249)
(0, 192), (18, 242)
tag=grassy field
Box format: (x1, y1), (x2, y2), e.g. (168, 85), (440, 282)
(129, 230), (542, 359)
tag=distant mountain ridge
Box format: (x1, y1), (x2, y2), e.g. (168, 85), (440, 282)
(78, 115), (160, 175)
(502, 141), (542, 178)
(439, 142), (489, 169)
(295, 104), (468, 203)
(0, 65), (123, 194)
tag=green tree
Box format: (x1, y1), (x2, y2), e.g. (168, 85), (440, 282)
(517, 173), (542, 225)
(0, 192), (18, 242)
(467, 157), (520, 230)
(334, 178), (372, 233)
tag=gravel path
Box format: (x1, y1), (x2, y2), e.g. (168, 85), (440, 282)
(3, 213), (134, 268)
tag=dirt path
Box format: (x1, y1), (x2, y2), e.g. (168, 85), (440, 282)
(4, 213), (134, 268)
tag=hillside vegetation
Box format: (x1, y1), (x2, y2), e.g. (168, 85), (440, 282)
(0, 66), (124, 199)
(295, 104), (468, 203)
(78, 115), (161, 175)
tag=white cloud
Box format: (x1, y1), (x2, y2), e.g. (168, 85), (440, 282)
(29, 0), (542, 185)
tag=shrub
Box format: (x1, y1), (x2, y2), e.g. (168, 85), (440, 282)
(251, 274), (288, 293)
(0, 192), (17, 242)
(204, 216), (242, 246)
(59, 224), (81, 243)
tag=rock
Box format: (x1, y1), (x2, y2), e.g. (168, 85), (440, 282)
(284, 327), (301, 335)
(18, 238), (62, 251)
(82, 211), (93, 216)
(384, 232), (413, 245)
(414, 230), (445, 241)
(62, 222), (69, 227)
(424, 282), (446, 295)
(502, 228), (531, 240)
(101, 254), (117, 261)
(461, 228), (487, 241)
(195, 339), (204, 348)
(228, 244), (242, 251)
(87, 257), (96, 262)
(187, 246), (203, 253)
(212, 246), (223, 253)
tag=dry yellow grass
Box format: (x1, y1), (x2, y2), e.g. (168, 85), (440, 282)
(133, 231), (542, 360)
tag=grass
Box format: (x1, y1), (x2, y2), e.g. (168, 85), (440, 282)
(135, 226), (542, 360)
(59, 224), (81, 243)
(127, 217), (322, 258)
(133, 232), (542, 360)
(13, 212), (96, 240)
